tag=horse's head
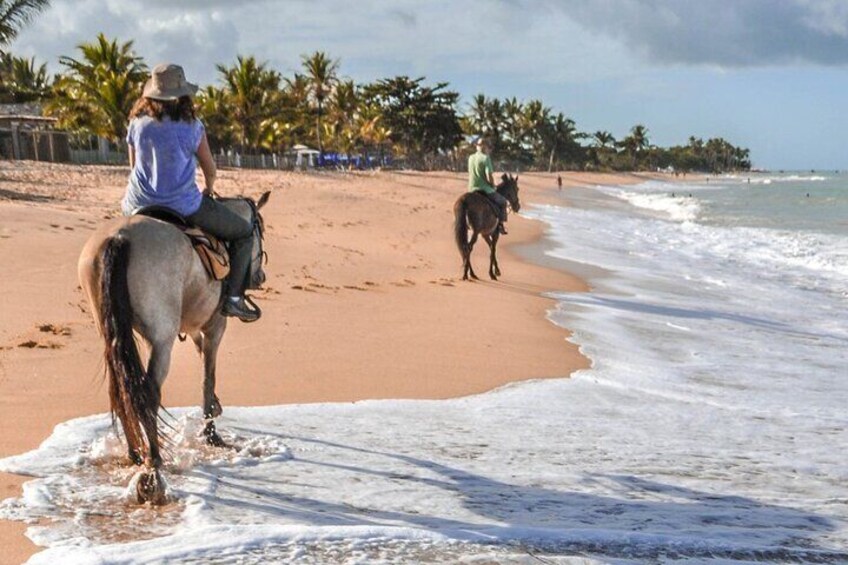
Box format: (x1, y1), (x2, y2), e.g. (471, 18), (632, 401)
(498, 173), (521, 213)
(248, 191), (271, 289)
(222, 191), (271, 290)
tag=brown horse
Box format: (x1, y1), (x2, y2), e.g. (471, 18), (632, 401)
(454, 174), (521, 280)
(77, 192), (270, 505)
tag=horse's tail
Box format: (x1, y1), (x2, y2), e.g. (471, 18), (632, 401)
(454, 195), (470, 257)
(100, 235), (158, 464)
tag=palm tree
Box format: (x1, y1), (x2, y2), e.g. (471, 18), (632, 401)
(47, 33), (147, 145)
(593, 130), (615, 149)
(629, 124), (649, 152)
(464, 94), (504, 155)
(620, 124), (649, 169)
(591, 130), (616, 169)
(215, 55), (282, 150)
(0, 52), (49, 101)
(545, 112), (578, 172)
(325, 78), (357, 154)
(0, 0), (50, 49)
(195, 85), (234, 150)
(301, 51), (339, 157)
(522, 99), (551, 167)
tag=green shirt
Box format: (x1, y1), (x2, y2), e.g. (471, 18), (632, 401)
(468, 150), (495, 194)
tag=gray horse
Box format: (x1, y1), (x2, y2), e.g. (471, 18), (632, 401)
(78, 192), (270, 504)
(454, 174), (521, 280)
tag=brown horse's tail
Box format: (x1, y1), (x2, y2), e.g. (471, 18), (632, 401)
(100, 235), (158, 465)
(454, 195), (470, 257)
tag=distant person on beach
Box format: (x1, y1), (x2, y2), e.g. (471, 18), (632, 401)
(123, 63), (259, 322)
(468, 137), (508, 235)
(557, 174), (563, 190)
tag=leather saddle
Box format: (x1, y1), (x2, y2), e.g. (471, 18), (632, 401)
(134, 206), (230, 281)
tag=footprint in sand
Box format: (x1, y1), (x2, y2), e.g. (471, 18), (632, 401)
(39, 323), (72, 336)
(17, 340), (63, 350)
(14, 323), (74, 349)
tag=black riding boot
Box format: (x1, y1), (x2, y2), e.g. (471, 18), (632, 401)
(498, 207), (508, 235)
(222, 295), (261, 322)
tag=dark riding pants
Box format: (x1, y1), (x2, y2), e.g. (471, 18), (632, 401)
(187, 196), (253, 296)
(486, 191), (509, 222)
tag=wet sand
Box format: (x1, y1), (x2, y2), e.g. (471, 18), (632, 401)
(0, 162), (653, 562)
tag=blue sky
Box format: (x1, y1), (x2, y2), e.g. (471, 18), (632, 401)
(11, 0), (848, 170)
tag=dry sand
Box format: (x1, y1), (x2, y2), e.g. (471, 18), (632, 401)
(0, 162), (653, 563)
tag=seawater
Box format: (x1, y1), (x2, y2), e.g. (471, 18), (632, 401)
(3, 173), (848, 563)
(524, 171), (848, 556)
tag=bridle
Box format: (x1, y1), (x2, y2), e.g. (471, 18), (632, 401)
(243, 197), (267, 289)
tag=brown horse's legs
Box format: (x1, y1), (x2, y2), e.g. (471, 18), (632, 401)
(465, 232), (480, 280)
(490, 232), (501, 278)
(482, 233), (502, 279)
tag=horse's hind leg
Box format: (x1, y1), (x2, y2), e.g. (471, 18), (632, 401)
(144, 339), (173, 466)
(466, 232), (480, 280)
(194, 316), (229, 447)
(133, 339), (168, 505)
(483, 234), (500, 280)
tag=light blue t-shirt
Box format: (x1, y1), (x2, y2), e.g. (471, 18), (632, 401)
(122, 116), (205, 217)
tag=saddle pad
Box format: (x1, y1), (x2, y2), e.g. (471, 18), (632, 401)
(184, 228), (230, 281)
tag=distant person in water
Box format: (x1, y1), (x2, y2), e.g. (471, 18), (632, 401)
(123, 63), (260, 322)
(468, 137), (508, 234)
(557, 174), (563, 190)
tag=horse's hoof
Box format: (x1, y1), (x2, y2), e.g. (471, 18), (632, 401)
(134, 469), (168, 505)
(202, 420), (230, 448)
(204, 397), (223, 419)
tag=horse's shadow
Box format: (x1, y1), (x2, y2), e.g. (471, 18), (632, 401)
(193, 430), (846, 562)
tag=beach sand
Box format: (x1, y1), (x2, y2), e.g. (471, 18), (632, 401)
(0, 162), (651, 563)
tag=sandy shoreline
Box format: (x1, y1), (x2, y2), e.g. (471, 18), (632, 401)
(0, 162), (654, 563)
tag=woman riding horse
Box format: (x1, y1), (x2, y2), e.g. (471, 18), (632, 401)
(78, 64), (271, 504)
(124, 63), (259, 322)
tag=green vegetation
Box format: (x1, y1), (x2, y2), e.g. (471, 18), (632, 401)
(0, 25), (751, 172)
(0, 0), (50, 49)
(46, 34), (147, 146)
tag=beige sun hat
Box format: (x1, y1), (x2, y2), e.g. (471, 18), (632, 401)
(142, 63), (199, 101)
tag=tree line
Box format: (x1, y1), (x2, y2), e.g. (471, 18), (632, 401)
(0, 8), (751, 173)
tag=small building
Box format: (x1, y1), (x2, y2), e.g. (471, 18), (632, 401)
(0, 104), (71, 162)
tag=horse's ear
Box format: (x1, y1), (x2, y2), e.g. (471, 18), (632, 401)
(256, 190), (271, 210)
(501, 173), (508, 182)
